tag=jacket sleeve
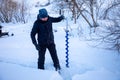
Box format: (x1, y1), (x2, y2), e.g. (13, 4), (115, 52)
(51, 15), (64, 23)
(30, 22), (38, 46)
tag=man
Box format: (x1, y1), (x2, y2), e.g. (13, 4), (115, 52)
(0, 25), (2, 35)
(30, 8), (64, 71)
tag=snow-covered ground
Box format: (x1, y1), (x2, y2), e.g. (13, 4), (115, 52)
(0, 1), (120, 80)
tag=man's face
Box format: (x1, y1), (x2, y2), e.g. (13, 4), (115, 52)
(41, 17), (48, 21)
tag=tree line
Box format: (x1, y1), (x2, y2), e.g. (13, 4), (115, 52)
(54, 0), (120, 52)
(0, 0), (29, 23)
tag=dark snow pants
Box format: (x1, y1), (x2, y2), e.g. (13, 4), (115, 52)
(38, 43), (60, 70)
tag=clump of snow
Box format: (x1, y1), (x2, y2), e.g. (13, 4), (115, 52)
(72, 68), (120, 80)
(0, 62), (63, 80)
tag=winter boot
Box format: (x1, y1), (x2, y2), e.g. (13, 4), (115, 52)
(55, 64), (61, 71)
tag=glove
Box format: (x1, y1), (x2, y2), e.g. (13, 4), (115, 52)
(60, 15), (65, 20)
(34, 44), (40, 51)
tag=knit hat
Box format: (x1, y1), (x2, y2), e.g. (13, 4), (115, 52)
(39, 8), (48, 18)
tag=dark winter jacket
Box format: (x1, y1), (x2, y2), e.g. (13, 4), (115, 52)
(30, 15), (64, 46)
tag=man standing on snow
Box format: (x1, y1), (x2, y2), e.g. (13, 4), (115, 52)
(0, 25), (2, 35)
(30, 8), (64, 71)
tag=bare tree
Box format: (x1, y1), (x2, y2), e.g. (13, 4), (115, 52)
(0, 0), (17, 22)
(54, 0), (120, 52)
(54, 0), (100, 27)
(101, 0), (120, 19)
(0, 0), (29, 23)
(14, 0), (28, 23)
(96, 1), (120, 52)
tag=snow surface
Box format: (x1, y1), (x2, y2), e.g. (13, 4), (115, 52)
(0, 0), (120, 80)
